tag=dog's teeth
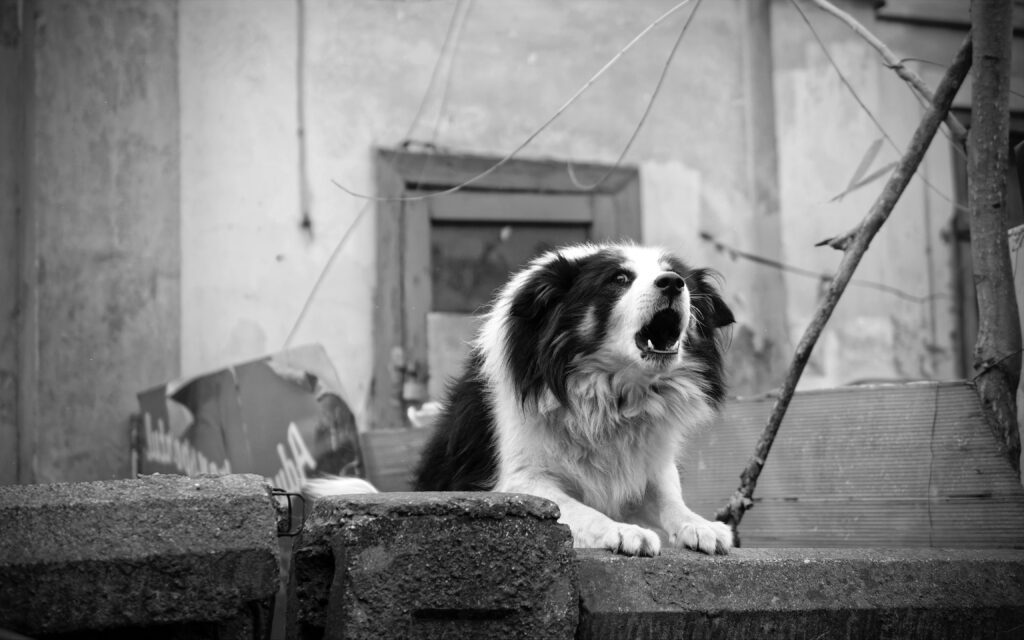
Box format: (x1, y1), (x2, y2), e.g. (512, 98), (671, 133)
(647, 339), (655, 350)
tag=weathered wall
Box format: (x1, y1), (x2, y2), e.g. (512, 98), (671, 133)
(20, 0), (180, 481)
(178, 0), (1012, 416)
(0, 474), (280, 638)
(179, 0), (784, 421)
(178, 0), (304, 378)
(3, 478), (1024, 638)
(0, 0), (21, 484)
(772, 1), (1024, 388)
(774, 1), (946, 387)
(7, 0), (1020, 481)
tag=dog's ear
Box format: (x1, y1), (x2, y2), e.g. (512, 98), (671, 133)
(709, 293), (734, 329)
(506, 255), (580, 407)
(688, 268), (734, 335)
(509, 255), (576, 320)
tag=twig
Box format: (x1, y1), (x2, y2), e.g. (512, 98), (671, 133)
(789, 0), (968, 219)
(715, 33), (972, 532)
(808, 0), (967, 152)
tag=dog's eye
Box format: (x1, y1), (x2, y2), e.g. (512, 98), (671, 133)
(611, 271), (632, 286)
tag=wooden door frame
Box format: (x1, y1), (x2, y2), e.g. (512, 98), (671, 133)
(370, 148), (642, 430)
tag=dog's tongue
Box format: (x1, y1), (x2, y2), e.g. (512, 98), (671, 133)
(635, 309), (683, 354)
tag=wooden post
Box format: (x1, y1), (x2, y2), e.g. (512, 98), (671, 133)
(0, 0), (24, 484)
(969, 0), (1021, 474)
(739, 0), (789, 390)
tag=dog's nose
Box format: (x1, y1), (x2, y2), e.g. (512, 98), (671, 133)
(655, 272), (685, 297)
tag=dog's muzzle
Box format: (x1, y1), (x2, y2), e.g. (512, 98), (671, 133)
(635, 272), (689, 358)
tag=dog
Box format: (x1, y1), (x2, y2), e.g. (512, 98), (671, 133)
(309, 242), (735, 556)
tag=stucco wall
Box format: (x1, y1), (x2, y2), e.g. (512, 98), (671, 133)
(179, 0), (775, 422)
(772, 2), (1023, 388)
(20, 0), (180, 481)
(773, 1), (952, 387)
(0, 0), (20, 484)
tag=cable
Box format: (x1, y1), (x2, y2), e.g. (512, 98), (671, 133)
(330, 0), (698, 203)
(283, 0), (469, 350)
(700, 231), (948, 304)
(566, 0), (703, 191)
(282, 202), (372, 350)
(408, 0), (475, 190)
(427, 0), (473, 144)
(403, 0), (470, 142)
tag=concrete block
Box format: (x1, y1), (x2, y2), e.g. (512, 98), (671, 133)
(288, 492), (578, 640)
(578, 547), (1024, 639)
(0, 473), (280, 639)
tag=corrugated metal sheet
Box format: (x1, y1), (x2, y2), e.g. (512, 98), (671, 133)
(681, 381), (1024, 548)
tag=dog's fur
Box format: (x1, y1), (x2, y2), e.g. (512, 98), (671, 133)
(311, 242), (735, 556)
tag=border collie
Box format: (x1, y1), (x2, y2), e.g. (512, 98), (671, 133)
(309, 242), (734, 556)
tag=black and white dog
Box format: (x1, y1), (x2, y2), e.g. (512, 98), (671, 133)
(311, 242), (735, 556)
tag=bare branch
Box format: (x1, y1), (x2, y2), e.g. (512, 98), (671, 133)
(716, 33), (973, 535)
(809, 0), (968, 151)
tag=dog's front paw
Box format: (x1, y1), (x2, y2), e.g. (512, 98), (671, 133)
(667, 517), (733, 555)
(574, 519), (661, 557)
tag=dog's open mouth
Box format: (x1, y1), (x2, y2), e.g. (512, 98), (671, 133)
(634, 309), (683, 357)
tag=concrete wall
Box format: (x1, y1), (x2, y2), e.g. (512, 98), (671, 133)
(775, 2), (950, 387)
(1, 0), (21, 484)
(772, 2), (1024, 387)
(3, 479), (1023, 638)
(177, 0), (780, 424)
(0, 474), (280, 638)
(4, 0), (1020, 481)
(17, 0), (180, 482)
(289, 492), (1024, 640)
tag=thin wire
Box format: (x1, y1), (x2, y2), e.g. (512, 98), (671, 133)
(330, 0), (697, 203)
(403, 0), (468, 142)
(925, 382), (938, 547)
(408, 0), (474, 189)
(283, 0), (469, 350)
(427, 0), (473, 143)
(790, 0), (967, 214)
(700, 231), (948, 304)
(566, 0), (703, 191)
(282, 202), (372, 350)
(898, 56), (1024, 101)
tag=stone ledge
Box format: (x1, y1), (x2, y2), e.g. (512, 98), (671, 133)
(0, 474), (280, 638)
(300, 490), (561, 524)
(577, 547), (1024, 639)
(6, 482), (1023, 640)
(288, 492), (577, 640)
